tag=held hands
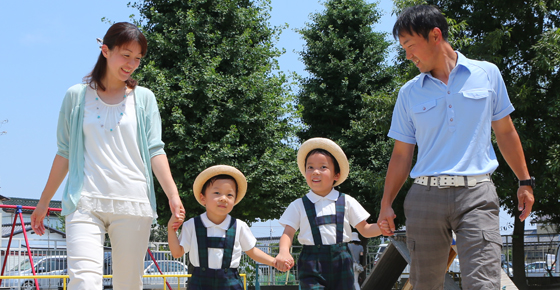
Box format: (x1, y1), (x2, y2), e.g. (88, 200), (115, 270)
(378, 220), (391, 235)
(377, 206), (397, 236)
(168, 195), (185, 231)
(274, 252), (294, 272)
(517, 186), (534, 222)
(30, 202), (49, 236)
(168, 215), (182, 232)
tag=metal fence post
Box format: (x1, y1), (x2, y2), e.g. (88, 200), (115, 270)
(255, 263), (260, 290)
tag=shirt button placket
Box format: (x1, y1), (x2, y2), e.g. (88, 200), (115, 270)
(446, 90), (456, 131)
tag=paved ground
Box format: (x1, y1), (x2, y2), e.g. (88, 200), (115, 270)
(528, 285), (560, 290)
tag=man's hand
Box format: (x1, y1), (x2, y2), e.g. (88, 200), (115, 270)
(377, 206), (397, 236)
(517, 186), (534, 222)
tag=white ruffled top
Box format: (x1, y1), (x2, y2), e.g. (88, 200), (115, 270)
(78, 86), (157, 219)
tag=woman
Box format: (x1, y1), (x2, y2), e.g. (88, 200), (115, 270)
(30, 22), (185, 290)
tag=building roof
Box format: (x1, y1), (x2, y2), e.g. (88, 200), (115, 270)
(501, 229), (560, 244)
(256, 236), (281, 245)
(1, 197), (62, 216)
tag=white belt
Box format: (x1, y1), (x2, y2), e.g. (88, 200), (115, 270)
(414, 174), (491, 188)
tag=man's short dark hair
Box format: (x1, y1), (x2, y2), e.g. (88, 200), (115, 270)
(392, 5), (449, 42)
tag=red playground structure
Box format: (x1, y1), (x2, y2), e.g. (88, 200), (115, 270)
(0, 204), (175, 290)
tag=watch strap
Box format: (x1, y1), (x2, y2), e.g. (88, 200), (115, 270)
(518, 177), (535, 188)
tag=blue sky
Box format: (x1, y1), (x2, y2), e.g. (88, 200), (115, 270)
(0, 0), (522, 237)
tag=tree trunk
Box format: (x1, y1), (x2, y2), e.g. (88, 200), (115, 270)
(512, 212), (527, 290)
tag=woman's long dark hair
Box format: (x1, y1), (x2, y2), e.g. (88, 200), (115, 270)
(84, 22), (148, 91)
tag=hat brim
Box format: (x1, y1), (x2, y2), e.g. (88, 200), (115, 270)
(297, 138), (349, 187)
(193, 165), (247, 206)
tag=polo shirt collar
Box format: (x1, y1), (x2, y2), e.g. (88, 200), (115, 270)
(201, 212), (231, 230)
(419, 51), (471, 87)
(306, 189), (339, 203)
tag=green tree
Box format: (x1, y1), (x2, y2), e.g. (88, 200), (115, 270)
(132, 0), (306, 224)
(296, 0), (397, 223)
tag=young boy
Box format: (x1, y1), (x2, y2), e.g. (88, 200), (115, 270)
(168, 165), (283, 290)
(275, 138), (388, 289)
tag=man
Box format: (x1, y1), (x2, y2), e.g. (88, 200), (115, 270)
(377, 5), (535, 289)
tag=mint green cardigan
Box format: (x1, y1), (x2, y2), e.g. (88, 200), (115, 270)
(56, 84), (165, 217)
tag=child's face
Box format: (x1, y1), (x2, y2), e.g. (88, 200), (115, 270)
(305, 152), (340, 196)
(200, 179), (237, 222)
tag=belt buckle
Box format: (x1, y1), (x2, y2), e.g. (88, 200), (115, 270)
(437, 176), (451, 189)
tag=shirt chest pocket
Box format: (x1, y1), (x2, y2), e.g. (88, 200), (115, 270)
(412, 100), (437, 114)
(462, 90), (491, 100)
(457, 90), (492, 120)
(411, 100), (440, 129)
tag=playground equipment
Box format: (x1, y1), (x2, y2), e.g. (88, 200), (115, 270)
(0, 204), (175, 290)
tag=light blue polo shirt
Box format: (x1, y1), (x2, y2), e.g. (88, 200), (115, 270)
(388, 51), (514, 178)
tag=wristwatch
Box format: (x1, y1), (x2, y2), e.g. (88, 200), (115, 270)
(518, 176), (536, 189)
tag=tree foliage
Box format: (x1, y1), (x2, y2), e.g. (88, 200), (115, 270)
(296, 0), (398, 224)
(132, 0), (306, 224)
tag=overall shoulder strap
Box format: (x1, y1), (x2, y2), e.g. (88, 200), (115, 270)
(193, 216), (209, 269)
(221, 218), (237, 269)
(335, 192), (346, 243)
(302, 195), (323, 245)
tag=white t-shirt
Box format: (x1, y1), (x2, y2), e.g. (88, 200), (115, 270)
(179, 213), (257, 269)
(279, 189), (370, 245)
(79, 86), (155, 218)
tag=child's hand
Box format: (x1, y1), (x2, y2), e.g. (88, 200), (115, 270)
(275, 252), (294, 272)
(168, 215), (182, 232)
(271, 258), (292, 272)
(379, 220), (391, 236)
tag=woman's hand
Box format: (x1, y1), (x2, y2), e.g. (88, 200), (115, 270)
(31, 202), (49, 236)
(168, 195), (185, 230)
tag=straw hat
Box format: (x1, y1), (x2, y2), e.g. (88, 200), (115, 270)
(192, 165), (247, 206)
(297, 137), (349, 187)
(351, 232), (360, 242)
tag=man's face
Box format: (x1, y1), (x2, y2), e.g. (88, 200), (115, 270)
(399, 30), (437, 73)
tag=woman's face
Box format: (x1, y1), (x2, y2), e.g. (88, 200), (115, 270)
(102, 41), (143, 83)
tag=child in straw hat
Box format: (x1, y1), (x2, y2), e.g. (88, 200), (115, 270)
(168, 165), (286, 290)
(275, 138), (389, 289)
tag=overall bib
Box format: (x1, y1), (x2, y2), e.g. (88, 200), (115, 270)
(298, 193), (354, 290)
(188, 216), (244, 290)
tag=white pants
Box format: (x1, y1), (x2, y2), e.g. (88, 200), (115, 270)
(66, 209), (152, 290)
